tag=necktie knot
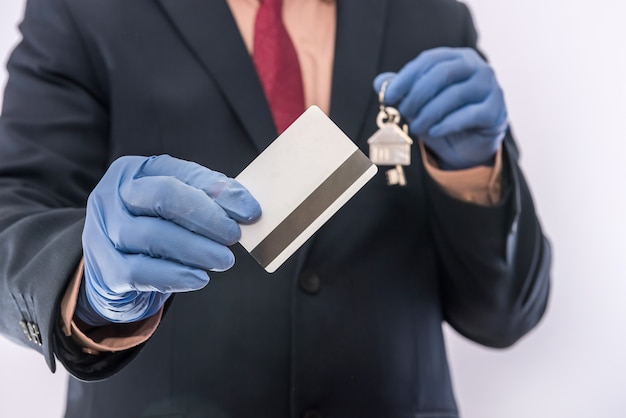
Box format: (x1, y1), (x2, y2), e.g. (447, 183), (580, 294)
(260, 0), (281, 10)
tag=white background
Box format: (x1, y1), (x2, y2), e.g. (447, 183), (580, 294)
(1, 1), (625, 417)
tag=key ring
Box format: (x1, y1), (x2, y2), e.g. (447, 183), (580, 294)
(377, 78), (401, 127)
(378, 78), (390, 105)
(376, 106), (401, 128)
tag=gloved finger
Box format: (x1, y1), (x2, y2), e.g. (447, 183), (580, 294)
(384, 47), (464, 105)
(373, 72), (397, 95)
(408, 73), (494, 136)
(397, 58), (476, 122)
(120, 175), (241, 245)
(115, 252), (211, 294)
(108, 214), (236, 272)
(428, 89), (508, 138)
(139, 155), (261, 223)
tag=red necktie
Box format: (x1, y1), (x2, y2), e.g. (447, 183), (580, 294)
(253, 0), (306, 134)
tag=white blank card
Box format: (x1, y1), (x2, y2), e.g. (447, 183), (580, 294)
(236, 106), (377, 273)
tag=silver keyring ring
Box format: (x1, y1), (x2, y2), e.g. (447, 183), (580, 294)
(378, 78), (391, 105)
(376, 106), (401, 127)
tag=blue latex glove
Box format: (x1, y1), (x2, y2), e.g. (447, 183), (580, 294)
(374, 47), (508, 170)
(76, 155), (261, 326)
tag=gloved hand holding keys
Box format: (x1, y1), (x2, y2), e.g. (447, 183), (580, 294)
(374, 47), (509, 170)
(76, 155), (262, 326)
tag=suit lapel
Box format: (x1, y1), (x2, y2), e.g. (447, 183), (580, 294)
(330, 0), (388, 142)
(156, 0), (277, 153)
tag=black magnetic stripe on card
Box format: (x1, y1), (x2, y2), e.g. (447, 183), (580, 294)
(250, 149), (374, 268)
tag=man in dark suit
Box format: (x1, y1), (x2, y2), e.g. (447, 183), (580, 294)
(0, 0), (550, 417)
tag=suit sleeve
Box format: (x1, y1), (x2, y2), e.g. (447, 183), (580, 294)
(426, 2), (551, 348)
(0, 0), (142, 379)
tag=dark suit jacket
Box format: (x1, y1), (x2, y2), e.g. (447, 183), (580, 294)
(0, 0), (551, 417)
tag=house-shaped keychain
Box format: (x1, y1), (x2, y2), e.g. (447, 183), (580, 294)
(367, 114), (413, 186)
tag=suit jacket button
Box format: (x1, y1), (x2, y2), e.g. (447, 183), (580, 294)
(302, 410), (323, 418)
(19, 320), (32, 342)
(19, 320), (42, 346)
(298, 271), (321, 294)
